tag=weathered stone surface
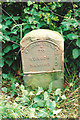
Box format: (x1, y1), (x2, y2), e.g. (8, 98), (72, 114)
(20, 29), (64, 89)
(21, 40), (62, 73)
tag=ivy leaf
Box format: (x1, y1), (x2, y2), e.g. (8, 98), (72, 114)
(61, 22), (70, 31)
(42, 7), (49, 11)
(4, 46), (12, 53)
(61, 95), (66, 100)
(36, 86), (43, 95)
(29, 91), (35, 96)
(4, 36), (10, 41)
(2, 73), (8, 79)
(46, 100), (56, 111)
(12, 44), (19, 49)
(55, 89), (62, 96)
(24, 9), (30, 14)
(23, 25), (30, 30)
(2, 25), (8, 30)
(6, 20), (12, 26)
(27, 1), (33, 6)
(67, 33), (78, 40)
(37, 22), (45, 28)
(5, 59), (13, 66)
(48, 82), (52, 93)
(2, 87), (7, 93)
(13, 16), (20, 20)
(76, 39), (80, 47)
(34, 96), (45, 107)
(28, 108), (35, 118)
(29, 17), (34, 24)
(37, 109), (48, 117)
(11, 83), (16, 89)
(44, 91), (49, 100)
(53, 109), (62, 115)
(11, 91), (15, 97)
(20, 85), (25, 91)
(0, 57), (4, 67)
(11, 30), (17, 35)
(72, 48), (80, 59)
(34, 96), (40, 102)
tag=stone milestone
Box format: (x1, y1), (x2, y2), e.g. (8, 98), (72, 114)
(20, 29), (64, 89)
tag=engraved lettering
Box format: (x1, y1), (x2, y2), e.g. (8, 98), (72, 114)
(22, 40), (62, 72)
(29, 62), (50, 68)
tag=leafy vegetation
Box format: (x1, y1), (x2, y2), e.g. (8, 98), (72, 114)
(1, 83), (79, 118)
(1, 85), (66, 118)
(0, 1), (80, 119)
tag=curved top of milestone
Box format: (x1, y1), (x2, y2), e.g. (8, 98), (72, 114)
(20, 29), (64, 51)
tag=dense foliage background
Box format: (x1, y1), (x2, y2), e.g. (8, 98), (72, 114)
(0, 1), (80, 118)
(2, 1), (80, 84)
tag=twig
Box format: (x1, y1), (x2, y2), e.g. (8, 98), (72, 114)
(0, 7), (17, 25)
(68, 87), (79, 98)
(71, 0), (76, 18)
(43, 2), (68, 19)
(58, 87), (79, 105)
(0, 33), (21, 47)
(64, 62), (71, 78)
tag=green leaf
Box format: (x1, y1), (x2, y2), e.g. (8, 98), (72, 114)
(29, 17), (34, 24)
(2, 73), (8, 79)
(48, 82), (53, 93)
(34, 97), (45, 107)
(67, 33), (78, 40)
(24, 9), (30, 14)
(36, 86), (44, 95)
(6, 20), (12, 26)
(2, 87), (7, 93)
(34, 96), (40, 102)
(42, 7), (49, 11)
(61, 95), (66, 100)
(23, 25), (30, 30)
(37, 22), (45, 28)
(29, 91), (35, 95)
(27, 1), (33, 6)
(44, 91), (49, 100)
(61, 22), (70, 31)
(76, 39), (80, 47)
(37, 100), (45, 107)
(11, 30), (17, 35)
(2, 25), (8, 30)
(20, 85), (25, 91)
(0, 58), (4, 67)
(72, 48), (80, 59)
(12, 44), (19, 49)
(37, 109), (48, 117)
(4, 46), (12, 53)
(53, 109), (62, 115)
(4, 36), (10, 41)
(55, 89), (62, 96)
(5, 59), (13, 66)
(28, 108), (35, 118)
(13, 16), (20, 20)
(11, 83), (16, 89)
(11, 91), (15, 97)
(46, 100), (56, 111)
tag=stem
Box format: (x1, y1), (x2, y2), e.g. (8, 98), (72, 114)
(64, 62), (71, 78)
(43, 2), (68, 19)
(0, 33), (20, 46)
(20, 25), (22, 40)
(0, 7), (17, 25)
